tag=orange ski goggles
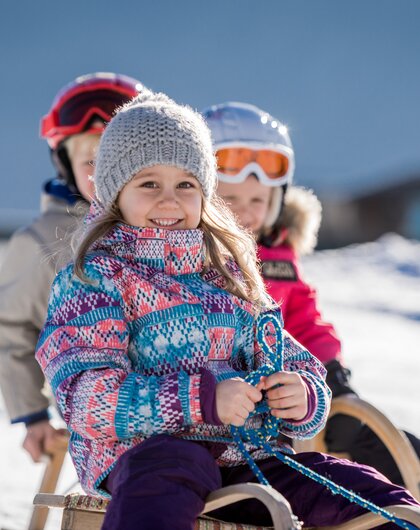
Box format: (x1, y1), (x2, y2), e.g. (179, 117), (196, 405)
(215, 143), (294, 187)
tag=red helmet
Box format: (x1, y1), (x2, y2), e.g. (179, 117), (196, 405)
(41, 72), (143, 149)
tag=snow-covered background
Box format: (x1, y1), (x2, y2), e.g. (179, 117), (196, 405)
(0, 233), (419, 530)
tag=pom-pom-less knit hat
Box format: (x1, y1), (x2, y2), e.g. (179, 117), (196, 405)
(94, 89), (217, 208)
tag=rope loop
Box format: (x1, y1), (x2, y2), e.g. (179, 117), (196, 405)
(235, 311), (285, 442)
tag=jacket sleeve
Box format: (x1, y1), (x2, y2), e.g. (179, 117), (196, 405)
(0, 229), (52, 422)
(35, 264), (211, 442)
(252, 310), (331, 440)
(267, 252), (342, 365)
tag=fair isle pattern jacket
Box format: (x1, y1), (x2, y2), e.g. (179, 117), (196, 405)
(36, 223), (330, 497)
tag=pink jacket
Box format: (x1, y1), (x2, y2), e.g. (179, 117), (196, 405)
(259, 187), (342, 365)
(259, 243), (341, 365)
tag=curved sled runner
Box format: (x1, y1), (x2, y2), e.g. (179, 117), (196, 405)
(294, 395), (420, 501)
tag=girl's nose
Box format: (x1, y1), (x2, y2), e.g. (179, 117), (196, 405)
(158, 189), (179, 208)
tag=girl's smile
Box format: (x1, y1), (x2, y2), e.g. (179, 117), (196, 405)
(150, 218), (184, 227)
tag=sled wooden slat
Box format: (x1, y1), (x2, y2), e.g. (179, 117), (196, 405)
(33, 492), (420, 529)
(293, 395), (420, 501)
(310, 504), (420, 530)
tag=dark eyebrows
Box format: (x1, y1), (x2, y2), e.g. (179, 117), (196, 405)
(132, 171), (157, 181)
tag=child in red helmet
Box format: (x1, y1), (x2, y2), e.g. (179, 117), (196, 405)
(203, 101), (420, 486)
(0, 72), (142, 462)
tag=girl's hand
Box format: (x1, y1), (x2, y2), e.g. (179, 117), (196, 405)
(259, 372), (308, 421)
(216, 377), (262, 427)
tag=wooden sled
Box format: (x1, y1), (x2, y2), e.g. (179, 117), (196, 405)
(29, 395), (420, 529)
(293, 395), (420, 501)
(33, 490), (420, 529)
(33, 485), (297, 530)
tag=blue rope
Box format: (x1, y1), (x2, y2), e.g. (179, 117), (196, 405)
(228, 313), (418, 530)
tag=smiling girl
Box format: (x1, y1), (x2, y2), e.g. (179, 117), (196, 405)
(35, 90), (419, 530)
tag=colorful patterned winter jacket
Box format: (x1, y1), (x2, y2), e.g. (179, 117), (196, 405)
(36, 223), (331, 496)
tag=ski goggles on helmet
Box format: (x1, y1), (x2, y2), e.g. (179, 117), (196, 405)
(215, 143), (295, 187)
(41, 79), (139, 148)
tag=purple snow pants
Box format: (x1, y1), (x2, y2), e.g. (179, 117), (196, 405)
(101, 434), (419, 530)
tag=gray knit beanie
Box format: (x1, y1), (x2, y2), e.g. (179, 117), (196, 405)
(94, 89), (217, 207)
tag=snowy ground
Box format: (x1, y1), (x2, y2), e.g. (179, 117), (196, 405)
(0, 233), (419, 530)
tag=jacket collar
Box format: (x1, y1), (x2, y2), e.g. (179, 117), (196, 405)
(94, 222), (205, 276)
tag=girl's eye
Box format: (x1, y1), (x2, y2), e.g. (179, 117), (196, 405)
(140, 181), (158, 188)
(178, 181), (195, 189)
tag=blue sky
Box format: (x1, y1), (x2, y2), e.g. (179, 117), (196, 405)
(2, 0), (420, 213)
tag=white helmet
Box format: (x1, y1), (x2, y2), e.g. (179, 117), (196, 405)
(202, 101), (295, 227)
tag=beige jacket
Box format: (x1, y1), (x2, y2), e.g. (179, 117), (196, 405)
(0, 191), (86, 422)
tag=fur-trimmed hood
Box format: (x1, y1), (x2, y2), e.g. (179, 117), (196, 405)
(277, 186), (322, 256)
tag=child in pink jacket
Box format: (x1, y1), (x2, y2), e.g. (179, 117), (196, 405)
(203, 101), (420, 485)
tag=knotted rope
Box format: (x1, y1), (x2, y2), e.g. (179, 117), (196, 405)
(231, 313), (417, 530)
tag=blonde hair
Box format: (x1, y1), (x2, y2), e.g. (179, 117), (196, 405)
(73, 194), (274, 311)
(200, 196), (274, 310)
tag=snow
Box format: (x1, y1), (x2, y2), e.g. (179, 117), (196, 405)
(0, 233), (419, 529)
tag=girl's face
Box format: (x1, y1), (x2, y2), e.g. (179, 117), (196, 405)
(217, 175), (272, 235)
(117, 165), (202, 229)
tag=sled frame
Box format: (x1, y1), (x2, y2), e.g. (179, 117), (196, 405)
(29, 395), (420, 529)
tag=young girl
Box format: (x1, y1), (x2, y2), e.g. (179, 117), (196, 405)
(203, 101), (420, 486)
(36, 90), (419, 530)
